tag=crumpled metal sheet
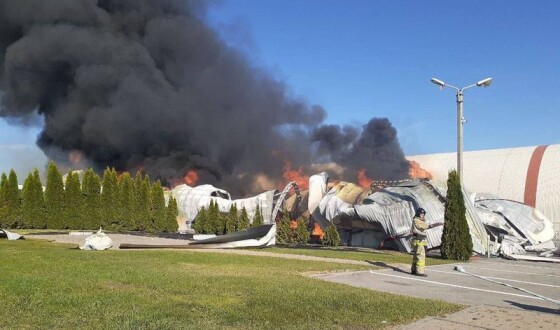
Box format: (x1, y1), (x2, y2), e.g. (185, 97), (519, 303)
(355, 200), (415, 251)
(475, 198), (555, 244)
(171, 184), (275, 226)
(311, 179), (489, 254)
(308, 172), (329, 214)
(312, 187), (354, 228)
(356, 180), (448, 252)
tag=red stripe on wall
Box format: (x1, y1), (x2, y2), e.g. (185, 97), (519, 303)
(524, 145), (548, 207)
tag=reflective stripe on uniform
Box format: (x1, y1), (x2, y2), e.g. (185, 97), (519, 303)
(412, 240), (427, 246)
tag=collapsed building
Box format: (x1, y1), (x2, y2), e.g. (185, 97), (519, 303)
(306, 173), (557, 260)
(407, 144), (560, 240)
(170, 171), (558, 260)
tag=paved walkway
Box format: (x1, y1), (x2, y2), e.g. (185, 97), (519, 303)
(315, 258), (560, 329)
(400, 305), (560, 329)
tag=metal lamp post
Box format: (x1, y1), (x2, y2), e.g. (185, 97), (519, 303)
(430, 77), (493, 184)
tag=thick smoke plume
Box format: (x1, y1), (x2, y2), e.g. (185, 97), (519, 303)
(0, 0), (409, 195)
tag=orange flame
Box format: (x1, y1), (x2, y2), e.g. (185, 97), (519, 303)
(115, 171), (125, 182)
(311, 223), (324, 239)
(408, 160), (433, 179)
(281, 161), (309, 190)
(290, 220), (298, 230)
(68, 150), (83, 166)
(357, 169), (373, 189)
(184, 170), (199, 186)
(133, 164), (145, 174)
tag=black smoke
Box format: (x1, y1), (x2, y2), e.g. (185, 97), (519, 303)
(0, 0), (409, 195)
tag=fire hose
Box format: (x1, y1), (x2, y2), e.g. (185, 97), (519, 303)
(453, 265), (560, 307)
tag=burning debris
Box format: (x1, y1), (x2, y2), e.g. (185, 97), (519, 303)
(170, 171), (557, 260)
(1, 0), (412, 196)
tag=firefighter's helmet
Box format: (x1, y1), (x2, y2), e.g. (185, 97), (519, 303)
(415, 208), (426, 216)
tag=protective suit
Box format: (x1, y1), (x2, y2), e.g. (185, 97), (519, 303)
(411, 209), (428, 276)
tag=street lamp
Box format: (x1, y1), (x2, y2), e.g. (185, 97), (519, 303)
(430, 77), (493, 184)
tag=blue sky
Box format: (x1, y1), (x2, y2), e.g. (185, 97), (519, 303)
(207, 0), (560, 155)
(1, 0), (559, 175)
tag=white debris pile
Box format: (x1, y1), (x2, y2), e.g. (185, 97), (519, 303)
(474, 196), (557, 258)
(0, 229), (23, 240)
(80, 228), (113, 250)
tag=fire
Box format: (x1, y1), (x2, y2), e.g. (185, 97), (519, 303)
(408, 160), (433, 179)
(133, 164), (145, 174)
(68, 150), (83, 166)
(184, 170), (199, 186)
(281, 161), (309, 189)
(311, 223), (324, 239)
(357, 169), (373, 189)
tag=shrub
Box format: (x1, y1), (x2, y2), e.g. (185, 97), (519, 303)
(237, 206), (250, 231)
(441, 170), (473, 261)
(294, 217), (310, 245)
(164, 196), (179, 233)
(276, 212), (292, 244)
(45, 162), (64, 229)
(193, 206), (208, 234)
(252, 206), (264, 227)
(322, 223), (340, 247)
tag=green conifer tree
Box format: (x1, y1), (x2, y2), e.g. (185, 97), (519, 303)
(21, 171), (44, 229)
(132, 171), (144, 230)
(30, 170), (45, 228)
(3, 169), (21, 228)
(21, 172), (35, 228)
(276, 212), (292, 244)
(134, 177), (152, 231)
(193, 206), (208, 234)
(164, 196), (179, 233)
(322, 222), (340, 247)
(251, 205), (264, 227)
(45, 162), (64, 229)
(118, 172), (135, 231)
(0, 172), (6, 189)
(82, 168), (102, 229)
(237, 206), (250, 231)
(134, 172), (143, 191)
(441, 170), (473, 261)
(207, 200), (221, 235)
(101, 167), (118, 230)
(294, 217), (310, 245)
(150, 180), (166, 232)
(225, 204), (238, 234)
(64, 172), (83, 229)
(0, 172), (6, 228)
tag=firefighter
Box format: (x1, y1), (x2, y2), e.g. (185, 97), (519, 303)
(411, 207), (429, 276)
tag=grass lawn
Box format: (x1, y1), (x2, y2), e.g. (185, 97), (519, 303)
(0, 239), (463, 329)
(253, 246), (456, 266)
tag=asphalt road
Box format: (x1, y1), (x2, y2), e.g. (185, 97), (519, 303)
(314, 258), (560, 314)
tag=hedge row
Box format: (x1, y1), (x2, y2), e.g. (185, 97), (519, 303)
(0, 162), (178, 233)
